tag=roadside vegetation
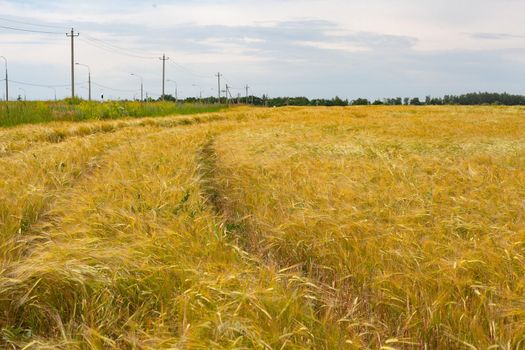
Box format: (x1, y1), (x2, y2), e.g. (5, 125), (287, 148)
(0, 100), (225, 128)
(1, 106), (524, 348)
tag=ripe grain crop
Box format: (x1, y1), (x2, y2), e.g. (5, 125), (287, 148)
(1, 106), (524, 349)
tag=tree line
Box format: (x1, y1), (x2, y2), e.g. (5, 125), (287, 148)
(159, 92), (525, 107)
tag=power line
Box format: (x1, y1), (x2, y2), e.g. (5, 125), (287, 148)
(171, 61), (214, 80)
(83, 35), (216, 80)
(78, 37), (158, 60)
(81, 35), (158, 59)
(0, 23), (217, 83)
(0, 24), (63, 35)
(0, 18), (250, 101)
(83, 34), (158, 56)
(91, 82), (140, 93)
(81, 36), (217, 80)
(9, 79), (84, 88)
(0, 16), (66, 29)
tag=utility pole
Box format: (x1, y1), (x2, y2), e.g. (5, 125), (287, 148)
(0, 56), (8, 101)
(225, 84), (231, 107)
(216, 72), (222, 103)
(159, 54), (169, 99)
(66, 28), (79, 99)
(245, 85), (249, 104)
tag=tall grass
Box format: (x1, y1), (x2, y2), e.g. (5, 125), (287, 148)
(0, 100), (225, 127)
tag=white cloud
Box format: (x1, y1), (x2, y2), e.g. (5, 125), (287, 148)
(1, 0), (525, 100)
(295, 41), (369, 53)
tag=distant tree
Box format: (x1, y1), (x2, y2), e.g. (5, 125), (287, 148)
(384, 97), (403, 105)
(176, 91), (525, 108)
(429, 97), (443, 105)
(352, 98), (370, 106)
(291, 97), (310, 106)
(450, 92), (525, 105)
(331, 96), (348, 106)
(159, 94), (176, 102)
(410, 97), (423, 105)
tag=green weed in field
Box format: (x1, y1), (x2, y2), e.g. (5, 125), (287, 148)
(0, 100), (225, 127)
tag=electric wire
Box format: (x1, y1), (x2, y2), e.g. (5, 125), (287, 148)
(1, 17), (237, 98)
(171, 61), (214, 80)
(0, 24), (63, 35)
(0, 16), (66, 29)
(91, 82), (140, 93)
(79, 36), (216, 80)
(9, 79), (86, 88)
(78, 38), (157, 60)
(83, 34), (158, 57)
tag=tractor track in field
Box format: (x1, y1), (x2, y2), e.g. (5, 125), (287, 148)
(0, 113), (231, 257)
(196, 135), (351, 331)
(197, 137), (245, 250)
(0, 130), (143, 332)
(1, 127), (175, 263)
(1, 111), (232, 267)
(197, 136), (265, 256)
(198, 137), (224, 216)
(0, 113), (227, 159)
(0, 126), (208, 340)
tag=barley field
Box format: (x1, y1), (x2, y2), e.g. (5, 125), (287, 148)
(1, 106), (524, 349)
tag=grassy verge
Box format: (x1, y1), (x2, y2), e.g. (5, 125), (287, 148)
(0, 100), (225, 128)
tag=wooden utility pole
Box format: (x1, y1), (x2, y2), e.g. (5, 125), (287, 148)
(216, 72), (222, 103)
(0, 56), (8, 101)
(159, 54), (169, 99)
(66, 28), (79, 99)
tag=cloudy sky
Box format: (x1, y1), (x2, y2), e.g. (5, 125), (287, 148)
(1, 0), (525, 100)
